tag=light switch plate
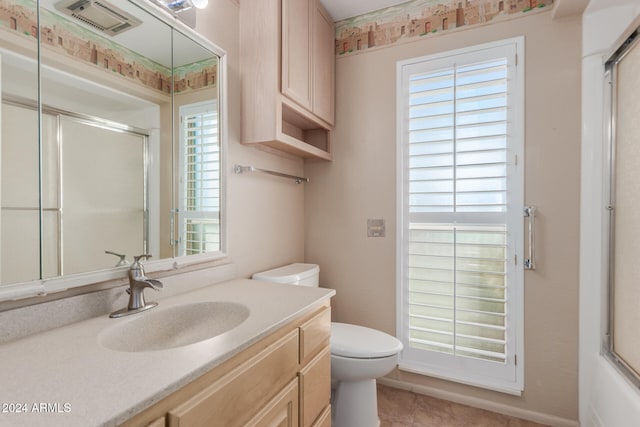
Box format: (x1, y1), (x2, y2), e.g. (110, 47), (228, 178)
(367, 219), (385, 237)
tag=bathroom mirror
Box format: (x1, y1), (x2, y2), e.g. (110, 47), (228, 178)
(0, 0), (224, 295)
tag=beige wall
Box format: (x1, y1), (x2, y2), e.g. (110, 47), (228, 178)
(305, 10), (581, 424)
(195, 0), (306, 278)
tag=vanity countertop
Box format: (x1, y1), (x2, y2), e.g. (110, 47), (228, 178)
(0, 278), (335, 427)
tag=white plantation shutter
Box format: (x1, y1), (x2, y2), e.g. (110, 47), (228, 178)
(409, 59), (508, 214)
(408, 224), (508, 363)
(179, 102), (220, 255)
(397, 39), (524, 393)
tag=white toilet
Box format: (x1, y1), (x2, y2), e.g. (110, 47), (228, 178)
(252, 263), (403, 427)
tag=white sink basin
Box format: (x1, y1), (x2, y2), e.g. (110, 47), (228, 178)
(99, 301), (250, 352)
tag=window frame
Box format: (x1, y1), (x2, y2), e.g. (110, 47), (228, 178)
(396, 37), (525, 395)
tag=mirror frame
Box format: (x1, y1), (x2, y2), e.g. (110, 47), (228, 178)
(0, 0), (228, 304)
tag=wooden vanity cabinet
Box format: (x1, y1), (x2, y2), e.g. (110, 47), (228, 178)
(124, 304), (331, 427)
(240, 0), (335, 160)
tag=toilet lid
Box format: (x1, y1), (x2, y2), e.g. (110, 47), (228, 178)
(331, 322), (403, 359)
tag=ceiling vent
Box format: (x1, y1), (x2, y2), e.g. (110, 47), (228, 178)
(55, 0), (142, 36)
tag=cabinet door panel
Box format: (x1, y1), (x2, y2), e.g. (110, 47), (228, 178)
(246, 379), (299, 427)
(282, 0), (312, 109)
(299, 346), (331, 427)
(312, 1), (335, 125)
(310, 406), (331, 427)
(299, 307), (331, 365)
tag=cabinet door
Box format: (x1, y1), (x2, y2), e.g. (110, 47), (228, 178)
(312, 0), (335, 125)
(310, 406), (331, 427)
(282, 0), (312, 110)
(299, 346), (331, 427)
(246, 379), (299, 427)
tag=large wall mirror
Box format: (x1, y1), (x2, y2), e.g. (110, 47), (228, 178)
(0, 0), (225, 298)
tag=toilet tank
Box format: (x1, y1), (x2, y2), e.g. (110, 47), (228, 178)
(252, 263), (320, 287)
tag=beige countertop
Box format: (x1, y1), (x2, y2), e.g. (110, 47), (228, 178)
(0, 278), (335, 427)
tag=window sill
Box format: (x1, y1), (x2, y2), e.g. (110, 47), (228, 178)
(398, 362), (523, 396)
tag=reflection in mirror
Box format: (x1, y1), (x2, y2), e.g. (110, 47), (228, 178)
(39, 0), (172, 278)
(0, 0), (222, 289)
(172, 29), (221, 257)
(1, 0), (40, 285)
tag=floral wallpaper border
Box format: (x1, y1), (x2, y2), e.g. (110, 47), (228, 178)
(335, 0), (554, 56)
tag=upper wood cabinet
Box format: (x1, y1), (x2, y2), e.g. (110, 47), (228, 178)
(241, 0), (335, 160)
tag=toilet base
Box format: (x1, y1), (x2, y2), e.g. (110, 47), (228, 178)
(332, 379), (380, 427)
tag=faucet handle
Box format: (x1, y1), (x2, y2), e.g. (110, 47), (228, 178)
(129, 254), (152, 278)
(105, 251), (130, 267)
(132, 254), (152, 264)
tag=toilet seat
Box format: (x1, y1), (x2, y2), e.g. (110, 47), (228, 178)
(331, 322), (403, 359)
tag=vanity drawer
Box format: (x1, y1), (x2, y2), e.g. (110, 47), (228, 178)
(299, 346), (331, 427)
(299, 306), (331, 364)
(167, 329), (299, 427)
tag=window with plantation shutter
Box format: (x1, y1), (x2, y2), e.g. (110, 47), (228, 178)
(397, 39), (524, 394)
(178, 101), (221, 256)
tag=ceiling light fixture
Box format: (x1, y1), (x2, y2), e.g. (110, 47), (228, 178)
(191, 0), (208, 9)
(156, 0), (207, 13)
(149, 0), (206, 28)
(162, 0), (192, 12)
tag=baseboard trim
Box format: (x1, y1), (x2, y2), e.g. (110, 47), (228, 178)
(377, 377), (579, 427)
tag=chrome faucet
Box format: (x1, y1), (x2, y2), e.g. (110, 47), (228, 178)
(109, 254), (163, 318)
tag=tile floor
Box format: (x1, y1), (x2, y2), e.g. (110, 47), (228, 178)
(377, 384), (550, 427)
